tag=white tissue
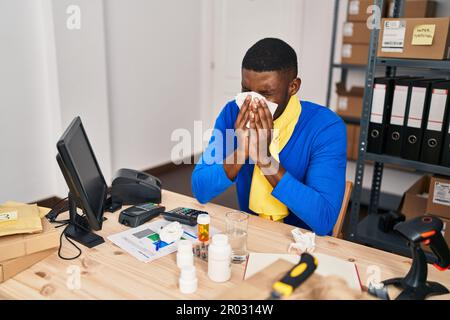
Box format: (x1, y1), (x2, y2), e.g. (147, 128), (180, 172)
(235, 92), (278, 117)
(159, 221), (184, 244)
(288, 228), (316, 254)
(235, 92), (278, 129)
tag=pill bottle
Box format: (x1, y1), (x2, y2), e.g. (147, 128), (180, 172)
(197, 214), (210, 243)
(208, 234), (231, 282)
(177, 240), (194, 269)
(179, 265), (198, 294)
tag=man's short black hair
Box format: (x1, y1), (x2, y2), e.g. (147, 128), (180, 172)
(242, 38), (298, 76)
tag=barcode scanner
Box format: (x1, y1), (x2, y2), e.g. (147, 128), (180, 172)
(369, 215), (450, 300)
(396, 216), (450, 271)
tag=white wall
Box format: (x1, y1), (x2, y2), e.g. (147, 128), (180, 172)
(0, 0), (206, 202)
(104, 0), (204, 171)
(0, 0), (58, 203)
(51, 0), (112, 183)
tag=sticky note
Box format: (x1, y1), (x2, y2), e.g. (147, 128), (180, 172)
(412, 24), (436, 46)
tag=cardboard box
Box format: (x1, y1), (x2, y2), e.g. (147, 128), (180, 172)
(342, 43), (369, 65)
(377, 17), (450, 60)
(399, 175), (430, 219)
(336, 83), (364, 118)
(426, 175), (450, 219)
(353, 125), (361, 160)
(346, 124), (356, 160)
(0, 249), (55, 283)
(0, 218), (60, 262)
(437, 216), (450, 249)
(343, 22), (371, 44)
(388, 0), (436, 18)
(348, 0), (387, 22)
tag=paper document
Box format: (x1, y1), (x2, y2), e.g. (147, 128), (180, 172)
(244, 252), (362, 291)
(108, 218), (218, 263)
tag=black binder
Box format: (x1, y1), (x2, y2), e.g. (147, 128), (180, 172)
(402, 79), (444, 161)
(420, 80), (450, 165)
(384, 78), (421, 157)
(367, 77), (408, 154)
(442, 110), (450, 167)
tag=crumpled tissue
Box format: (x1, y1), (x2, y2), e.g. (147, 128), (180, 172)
(159, 221), (184, 243)
(288, 228), (316, 254)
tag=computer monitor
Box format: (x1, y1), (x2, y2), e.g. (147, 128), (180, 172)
(56, 116), (106, 248)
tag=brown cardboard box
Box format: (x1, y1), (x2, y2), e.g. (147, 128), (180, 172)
(388, 0), (437, 18)
(336, 83), (364, 118)
(343, 22), (371, 44)
(346, 124), (356, 160)
(0, 249), (54, 283)
(353, 125), (361, 160)
(0, 218), (60, 262)
(377, 17), (450, 60)
(342, 43), (369, 65)
(399, 175), (430, 219)
(426, 175), (450, 219)
(347, 0), (387, 22)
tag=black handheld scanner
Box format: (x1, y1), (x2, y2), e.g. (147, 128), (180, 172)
(395, 216), (450, 270)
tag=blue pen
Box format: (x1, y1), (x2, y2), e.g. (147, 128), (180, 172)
(155, 240), (161, 251)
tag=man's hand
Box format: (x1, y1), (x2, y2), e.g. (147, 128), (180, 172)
(248, 97), (273, 167)
(223, 95), (252, 180)
(234, 95), (252, 161)
(248, 97), (286, 186)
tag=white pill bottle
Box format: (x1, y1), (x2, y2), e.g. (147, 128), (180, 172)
(208, 234), (232, 282)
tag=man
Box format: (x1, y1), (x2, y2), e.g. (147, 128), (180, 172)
(192, 38), (346, 236)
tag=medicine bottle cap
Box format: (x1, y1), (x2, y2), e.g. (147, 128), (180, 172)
(212, 234), (228, 247)
(178, 239), (193, 253)
(197, 214), (210, 225)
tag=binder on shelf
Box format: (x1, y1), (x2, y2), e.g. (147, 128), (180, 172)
(420, 81), (450, 165)
(384, 78), (422, 157)
(402, 79), (442, 161)
(367, 77), (408, 154)
(442, 112), (450, 167)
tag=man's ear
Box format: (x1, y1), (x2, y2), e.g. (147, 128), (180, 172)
(289, 78), (301, 96)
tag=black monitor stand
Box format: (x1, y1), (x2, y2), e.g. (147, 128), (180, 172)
(64, 193), (105, 248)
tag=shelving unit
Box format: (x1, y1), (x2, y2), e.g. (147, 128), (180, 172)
(346, 0), (450, 263)
(326, 0), (367, 111)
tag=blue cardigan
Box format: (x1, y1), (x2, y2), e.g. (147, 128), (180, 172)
(191, 99), (347, 236)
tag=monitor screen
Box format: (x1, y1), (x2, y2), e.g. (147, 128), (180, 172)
(57, 117), (107, 230)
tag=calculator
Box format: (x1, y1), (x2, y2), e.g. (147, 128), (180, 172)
(162, 207), (208, 226)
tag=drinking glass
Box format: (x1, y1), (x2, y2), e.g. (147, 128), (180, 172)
(225, 211), (249, 263)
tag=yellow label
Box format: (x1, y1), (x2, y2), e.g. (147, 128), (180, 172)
(412, 24), (436, 46)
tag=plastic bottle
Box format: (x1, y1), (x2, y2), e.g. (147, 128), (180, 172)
(177, 240), (194, 269)
(197, 214), (210, 243)
(179, 265), (198, 294)
(208, 234), (231, 282)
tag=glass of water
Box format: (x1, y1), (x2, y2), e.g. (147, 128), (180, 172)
(225, 211), (249, 263)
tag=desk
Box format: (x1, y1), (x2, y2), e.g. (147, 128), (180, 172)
(0, 190), (449, 299)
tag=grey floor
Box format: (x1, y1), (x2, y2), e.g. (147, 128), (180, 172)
(158, 164), (239, 210)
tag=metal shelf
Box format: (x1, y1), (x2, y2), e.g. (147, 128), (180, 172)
(376, 57), (450, 70)
(357, 215), (437, 264)
(340, 115), (361, 125)
(332, 63), (367, 70)
(365, 153), (450, 176)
